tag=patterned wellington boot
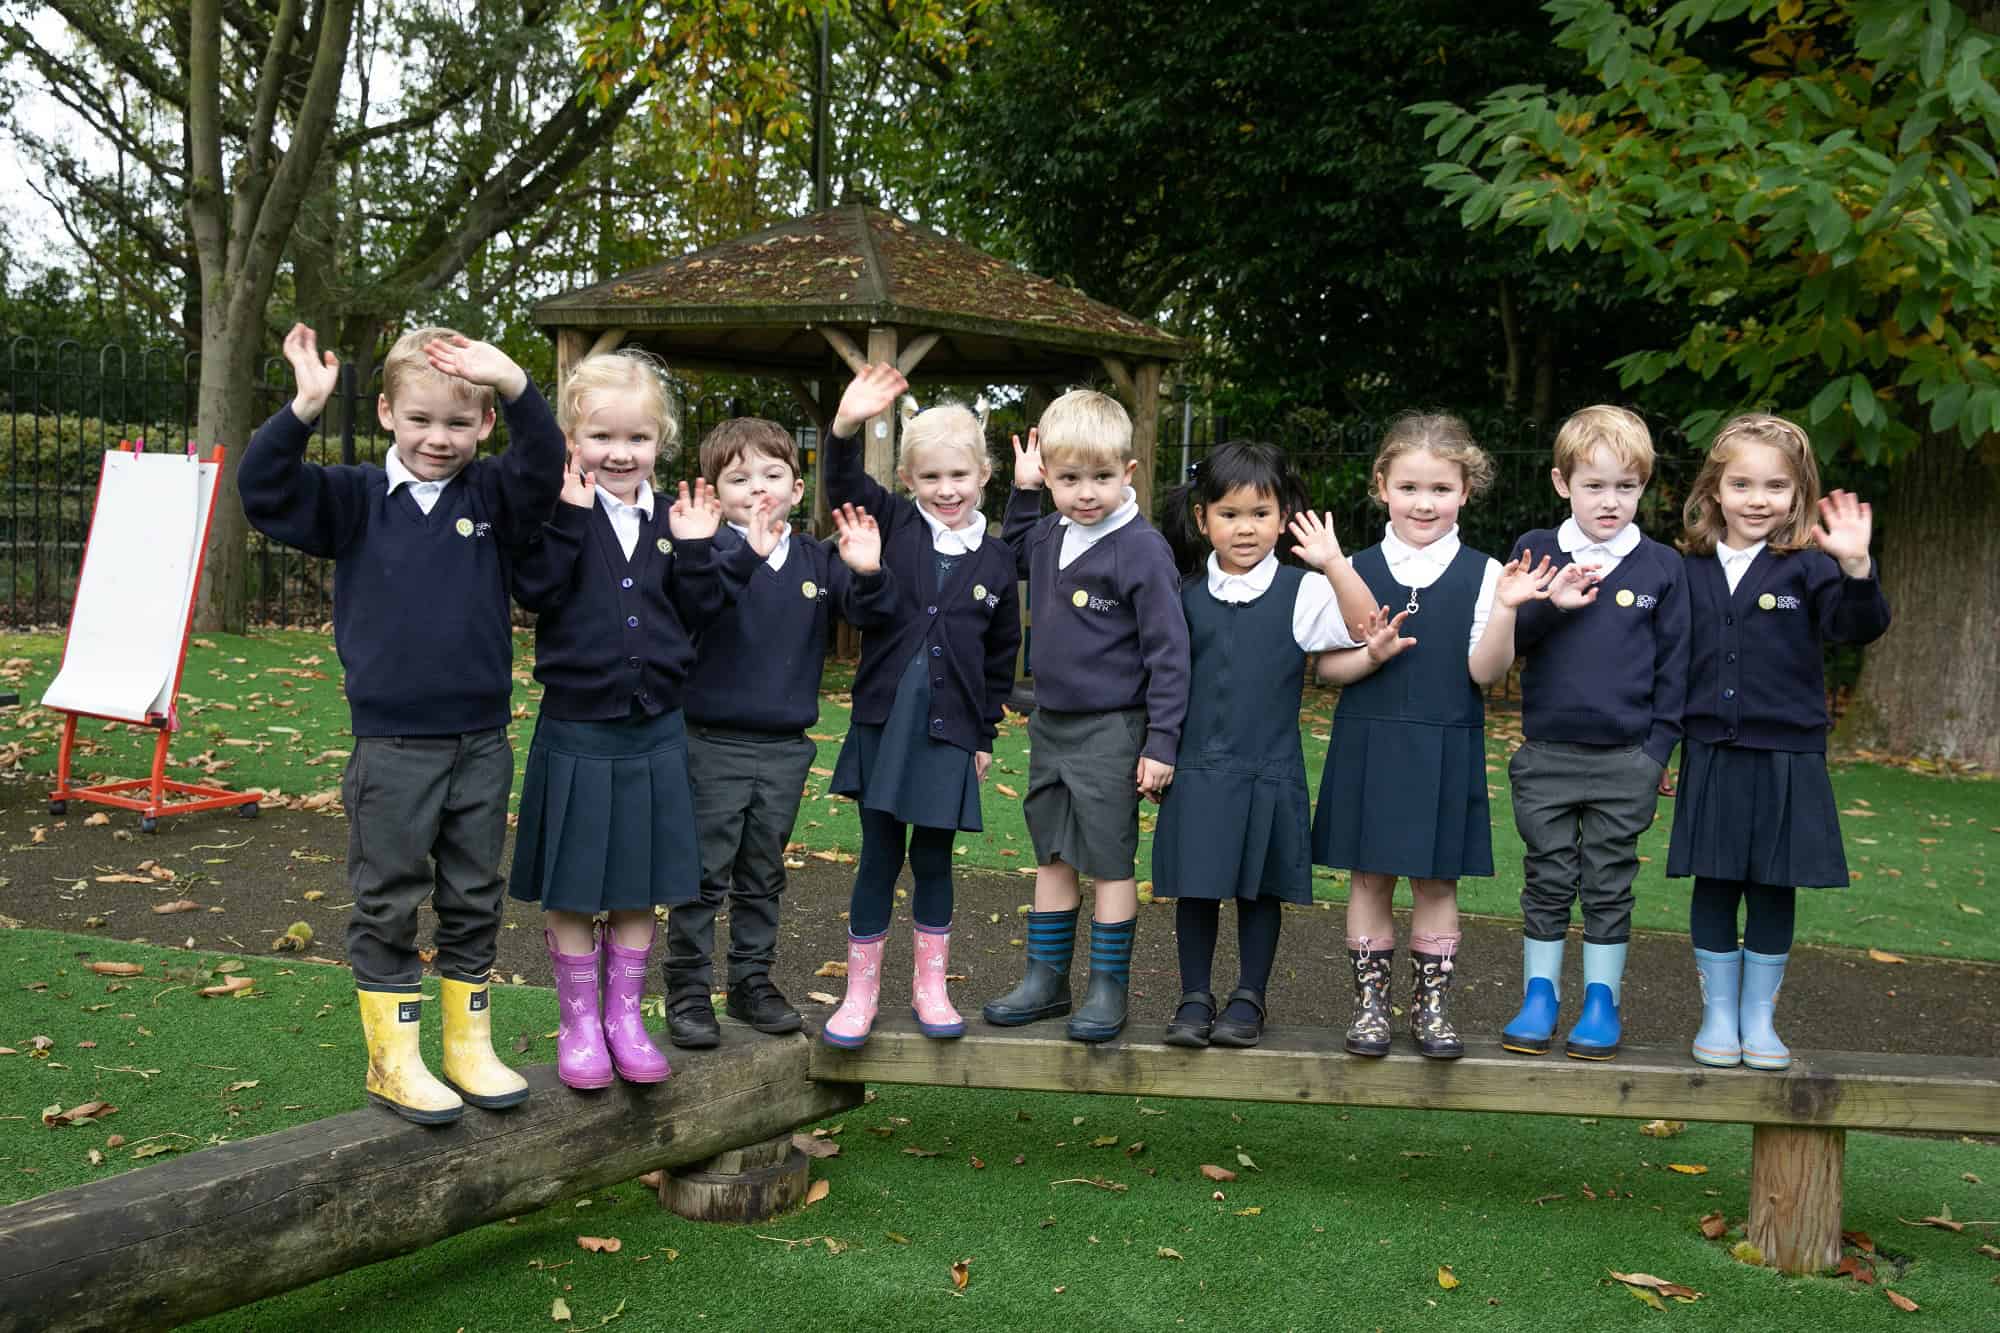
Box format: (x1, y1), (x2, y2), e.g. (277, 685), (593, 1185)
(1739, 949), (1793, 1072)
(821, 931), (886, 1049)
(602, 929), (672, 1083)
(1067, 917), (1135, 1043)
(356, 987), (463, 1125)
(1691, 948), (1743, 1067)
(911, 924), (966, 1039)
(438, 975), (530, 1109)
(1344, 939), (1395, 1058)
(1409, 940), (1465, 1060)
(1500, 936), (1564, 1056)
(547, 929), (614, 1090)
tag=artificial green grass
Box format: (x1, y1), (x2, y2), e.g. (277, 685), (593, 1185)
(3, 631), (1994, 961)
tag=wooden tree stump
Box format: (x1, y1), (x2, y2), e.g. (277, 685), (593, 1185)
(659, 1133), (810, 1222)
(1747, 1124), (1845, 1274)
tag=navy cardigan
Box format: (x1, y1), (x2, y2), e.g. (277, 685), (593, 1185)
(824, 433), (1021, 753)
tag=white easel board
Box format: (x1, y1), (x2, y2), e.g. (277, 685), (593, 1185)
(42, 450), (218, 723)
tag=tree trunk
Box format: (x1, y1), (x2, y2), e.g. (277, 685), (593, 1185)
(1841, 431), (2000, 767)
(192, 326), (262, 632)
(1497, 277), (1522, 412)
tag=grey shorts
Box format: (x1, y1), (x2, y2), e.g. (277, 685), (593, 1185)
(1024, 707), (1146, 880)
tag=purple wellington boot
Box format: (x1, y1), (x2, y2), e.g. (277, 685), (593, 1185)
(547, 928), (614, 1090)
(602, 929), (672, 1083)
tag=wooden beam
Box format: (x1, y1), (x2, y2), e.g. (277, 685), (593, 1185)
(1128, 359), (1163, 517)
(554, 328), (592, 395)
(817, 326), (868, 376)
(0, 1037), (861, 1333)
(785, 377), (828, 433)
(864, 326), (899, 485)
(1099, 355), (1136, 401)
(896, 331), (941, 375)
(588, 327), (629, 357)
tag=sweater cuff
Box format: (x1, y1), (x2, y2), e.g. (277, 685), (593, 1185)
(1642, 731), (1678, 768)
(548, 501), (593, 532)
(1141, 730), (1179, 767)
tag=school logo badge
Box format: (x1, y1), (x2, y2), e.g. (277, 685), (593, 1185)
(1615, 588), (1635, 607)
(657, 538), (672, 554)
(454, 517), (474, 537)
(1071, 589), (1089, 608)
(1757, 592), (1777, 610)
(801, 579), (818, 600)
(1773, 594), (1801, 610)
(1633, 593), (1658, 609)
(973, 584), (987, 602)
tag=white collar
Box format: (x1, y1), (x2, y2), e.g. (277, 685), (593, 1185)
(1557, 517), (1640, 557)
(1058, 488), (1139, 543)
(1205, 550), (1278, 602)
(917, 501), (984, 552)
(1716, 537), (1765, 564)
(596, 481), (654, 518)
(1381, 522), (1460, 568)
(384, 449), (454, 493)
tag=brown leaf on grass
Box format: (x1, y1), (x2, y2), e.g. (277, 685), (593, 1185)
(1437, 1265), (1460, 1290)
(1963, 1172), (1983, 1185)
(1200, 1164), (1237, 1183)
(512, 1033), (533, 1054)
(1639, 1119), (1685, 1138)
(1886, 1290), (1919, 1312)
(1625, 1284), (1667, 1312)
(1844, 1229), (1876, 1252)
(1973, 1243), (2000, 1260)
(1125, 1141), (1146, 1157)
(1089, 1135), (1119, 1148)
(1867, 948), (1907, 964)
(1609, 1271), (1702, 1302)
(105, 1134), (125, 1149)
(95, 874), (152, 884)
(1666, 1163), (1708, 1175)
(995, 783), (1020, 799)
(950, 1258), (971, 1290)
(814, 961), (848, 979)
(1729, 1240), (1764, 1266)
(1834, 1256), (1876, 1284)
(41, 1101), (117, 1127)
(151, 899), (200, 915)
(576, 1235), (622, 1253)
(793, 1133), (840, 1159)
(635, 1171), (663, 1190)
(1901, 1213), (1965, 1233)
(803, 1178), (830, 1207)
(197, 976), (254, 998)
(131, 1142), (182, 1159)
(805, 990), (840, 1005)
(88, 961), (143, 976)
(969, 1155), (986, 1169)
(550, 1296), (572, 1322)
(1157, 1247), (1183, 1261)
(902, 1146), (939, 1158)
(83, 813), (110, 826)
(1698, 1211), (1728, 1240)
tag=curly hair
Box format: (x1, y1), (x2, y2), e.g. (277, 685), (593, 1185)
(1369, 411), (1495, 501)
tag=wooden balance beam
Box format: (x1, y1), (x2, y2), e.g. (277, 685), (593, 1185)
(812, 1015), (2000, 1276)
(0, 1032), (861, 1333)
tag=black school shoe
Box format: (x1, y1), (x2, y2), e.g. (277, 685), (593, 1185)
(727, 975), (804, 1035)
(666, 994), (721, 1049)
(1163, 991), (1216, 1048)
(1208, 987), (1267, 1048)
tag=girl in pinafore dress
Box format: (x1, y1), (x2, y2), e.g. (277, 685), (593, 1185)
(509, 352), (781, 1089)
(1312, 413), (1559, 1059)
(1670, 414), (1887, 1072)
(820, 364), (1022, 1047)
(1152, 443), (1383, 1047)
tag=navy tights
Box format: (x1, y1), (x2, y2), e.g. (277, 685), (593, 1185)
(848, 807), (955, 936)
(1689, 876), (1796, 954)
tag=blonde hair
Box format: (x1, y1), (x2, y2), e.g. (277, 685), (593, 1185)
(1036, 388), (1132, 469)
(382, 326), (494, 411)
(1369, 411), (1495, 502)
(1679, 412), (1822, 556)
(897, 396), (993, 478)
(700, 417), (798, 484)
(557, 351), (681, 458)
(1554, 405), (1654, 483)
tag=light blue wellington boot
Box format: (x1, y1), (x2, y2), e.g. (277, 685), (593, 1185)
(1739, 950), (1793, 1071)
(1691, 948), (1743, 1067)
(1500, 937), (1564, 1055)
(1564, 941), (1626, 1060)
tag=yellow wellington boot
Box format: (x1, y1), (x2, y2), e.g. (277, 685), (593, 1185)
(439, 975), (530, 1110)
(356, 987), (464, 1125)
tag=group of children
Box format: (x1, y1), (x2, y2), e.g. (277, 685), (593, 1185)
(241, 323), (1887, 1125)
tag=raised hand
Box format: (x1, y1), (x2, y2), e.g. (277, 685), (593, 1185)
(832, 502), (881, 574)
(558, 449), (596, 509)
(282, 324), (339, 423)
(743, 492), (786, 558)
(422, 334), (528, 402)
(1287, 510), (1347, 570)
(1011, 428), (1045, 490)
(667, 478), (722, 540)
(831, 362), (909, 437)
(1361, 605), (1417, 664)
(1135, 756), (1174, 803)
(1548, 560), (1601, 611)
(1494, 551), (1559, 609)
(1811, 489), (1874, 577)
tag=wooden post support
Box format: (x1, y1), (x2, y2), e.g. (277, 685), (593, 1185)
(554, 328), (593, 395)
(588, 327), (629, 358)
(863, 326), (900, 485)
(659, 1132), (810, 1222)
(1748, 1124), (1845, 1275)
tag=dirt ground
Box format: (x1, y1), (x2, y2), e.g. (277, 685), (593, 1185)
(4, 774), (1997, 1062)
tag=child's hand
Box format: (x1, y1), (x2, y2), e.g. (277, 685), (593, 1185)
(831, 363), (909, 437)
(974, 751), (993, 783)
(832, 502), (881, 574)
(1011, 428), (1045, 490)
(1362, 605), (1417, 664)
(1494, 551), (1559, 609)
(667, 478), (722, 540)
(283, 324), (339, 423)
(1135, 757), (1174, 803)
(1811, 489), (1874, 578)
(423, 334), (528, 403)
(1286, 511), (1346, 570)
(559, 449), (596, 509)
(743, 493), (786, 558)
(1548, 561), (1601, 611)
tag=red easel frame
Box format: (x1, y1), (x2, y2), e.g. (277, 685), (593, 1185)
(47, 440), (262, 832)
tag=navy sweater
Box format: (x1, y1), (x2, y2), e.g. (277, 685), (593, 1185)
(683, 532), (897, 734)
(1002, 489), (1190, 764)
(825, 433), (1021, 753)
(1682, 547), (1890, 752)
(511, 499), (762, 721)
(238, 390), (563, 737)
(1510, 530), (1691, 765)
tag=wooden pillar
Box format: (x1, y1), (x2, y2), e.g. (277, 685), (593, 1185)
(863, 325), (900, 484)
(659, 1132), (811, 1223)
(1100, 356), (1163, 517)
(1747, 1124), (1844, 1275)
(555, 328), (592, 395)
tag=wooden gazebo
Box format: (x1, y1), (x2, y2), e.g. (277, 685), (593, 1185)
(532, 204), (1187, 515)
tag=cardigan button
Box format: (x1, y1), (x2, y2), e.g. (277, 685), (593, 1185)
(927, 605), (938, 615)
(1724, 615), (1734, 626)
(931, 645), (942, 657)
(1723, 688), (1735, 700)
(1724, 728), (1737, 740)
(621, 577), (634, 589)
(931, 718), (944, 730)
(627, 656), (641, 668)
(626, 615), (639, 628)
(1726, 651), (1736, 663)
(934, 676), (945, 686)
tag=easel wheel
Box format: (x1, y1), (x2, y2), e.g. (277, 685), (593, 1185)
(237, 803), (260, 820)
(140, 817), (158, 834)
(48, 799), (66, 816)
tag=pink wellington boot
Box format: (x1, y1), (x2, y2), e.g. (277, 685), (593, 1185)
(912, 923), (965, 1039)
(547, 928), (613, 1090)
(601, 928), (671, 1083)
(821, 930), (886, 1049)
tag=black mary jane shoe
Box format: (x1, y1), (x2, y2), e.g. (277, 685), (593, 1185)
(1162, 991), (1217, 1048)
(665, 994), (722, 1049)
(1208, 987), (1267, 1048)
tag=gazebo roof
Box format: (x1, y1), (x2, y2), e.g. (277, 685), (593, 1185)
(533, 204), (1185, 382)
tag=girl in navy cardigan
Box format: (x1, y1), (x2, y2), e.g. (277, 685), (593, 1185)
(1670, 413), (1888, 1072)
(819, 364), (1022, 1048)
(509, 352), (780, 1090)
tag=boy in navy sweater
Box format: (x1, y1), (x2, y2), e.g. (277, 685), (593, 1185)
(1499, 405), (1689, 1062)
(240, 323), (563, 1124)
(982, 389), (1191, 1043)
(664, 418), (897, 1047)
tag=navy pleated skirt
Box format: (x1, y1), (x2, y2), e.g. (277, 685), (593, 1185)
(830, 652), (983, 832)
(509, 708), (701, 912)
(1154, 768), (1313, 904)
(1666, 737), (1848, 887)
(1311, 717), (1492, 880)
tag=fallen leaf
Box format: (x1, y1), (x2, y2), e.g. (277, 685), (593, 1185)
(152, 899), (200, 915)
(577, 1236), (622, 1253)
(885, 1231), (910, 1245)
(1902, 1213), (1964, 1233)
(804, 991), (840, 1005)
(1976, 1244), (2000, 1260)
(1963, 1173), (1983, 1185)
(551, 1295), (572, 1322)
(1835, 1256), (1876, 1284)
(41, 1101), (117, 1127)
(903, 1146), (940, 1158)
(513, 1033), (533, 1054)
(1200, 1164), (1237, 1183)
(1157, 1247), (1183, 1261)
(94, 874), (152, 884)
(814, 961), (848, 979)
(804, 1178), (830, 1207)
(1867, 948), (1907, 964)
(131, 1141), (182, 1159)
(1667, 1163), (1708, 1175)
(197, 976), (254, 998)
(1958, 902), (1985, 916)
(1125, 1141), (1146, 1157)
(793, 1133), (840, 1159)
(1698, 1211), (1727, 1240)
(1626, 1284), (1667, 1312)
(83, 812), (111, 826)
(1640, 1119), (1685, 1138)
(223, 1080), (259, 1094)
(1090, 1135), (1119, 1148)
(1610, 1271), (1702, 1301)
(1236, 1151), (1260, 1171)
(950, 1258), (970, 1290)
(1844, 1230), (1876, 1253)
(1437, 1265), (1460, 1290)
(995, 783), (1019, 798)
(1729, 1240), (1764, 1266)
(88, 961), (144, 976)
(87, 1149), (104, 1166)
(1886, 1290), (1918, 1312)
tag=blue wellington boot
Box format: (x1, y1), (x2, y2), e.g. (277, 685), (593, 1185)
(1500, 936), (1564, 1055)
(1564, 941), (1626, 1060)
(1739, 949), (1792, 1072)
(1691, 948), (1743, 1068)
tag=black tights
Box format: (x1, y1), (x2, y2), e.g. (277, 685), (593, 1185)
(1689, 876), (1796, 954)
(848, 808), (955, 936)
(1176, 896), (1282, 1019)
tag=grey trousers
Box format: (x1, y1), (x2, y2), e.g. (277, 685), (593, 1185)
(342, 729), (513, 987)
(1508, 739), (1663, 945)
(665, 727), (816, 1000)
